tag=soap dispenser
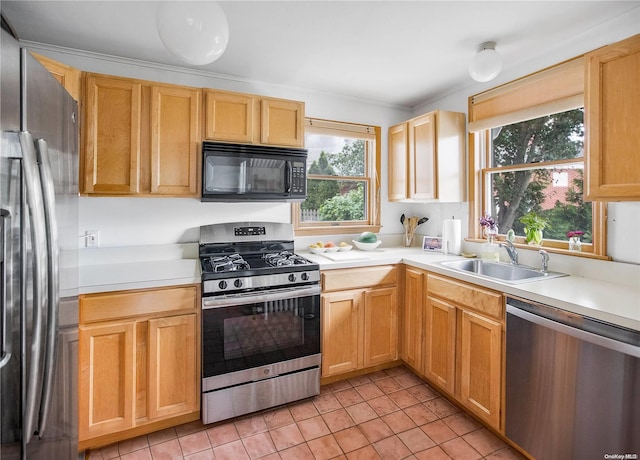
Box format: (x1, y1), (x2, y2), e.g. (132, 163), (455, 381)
(481, 227), (500, 262)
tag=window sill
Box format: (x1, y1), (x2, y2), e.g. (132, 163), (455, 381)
(464, 238), (611, 261)
(295, 225), (381, 237)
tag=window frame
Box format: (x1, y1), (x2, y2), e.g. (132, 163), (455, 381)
(468, 122), (609, 260)
(468, 59), (608, 259)
(292, 118), (381, 237)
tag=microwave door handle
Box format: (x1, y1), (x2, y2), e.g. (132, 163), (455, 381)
(285, 161), (292, 193)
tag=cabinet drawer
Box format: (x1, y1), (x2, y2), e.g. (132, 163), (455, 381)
(426, 274), (503, 320)
(322, 265), (398, 292)
(80, 285), (199, 323)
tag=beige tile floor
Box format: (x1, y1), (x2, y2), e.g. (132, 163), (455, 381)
(87, 366), (526, 460)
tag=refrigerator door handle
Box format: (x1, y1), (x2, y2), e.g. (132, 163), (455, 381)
(34, 138), (60, 438)
(0, 208), (12, 369)
(19, 131), (49, 445)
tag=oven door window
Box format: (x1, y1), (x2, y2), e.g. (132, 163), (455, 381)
(204, 154), (287, 195)
(202, 294), (320, 377)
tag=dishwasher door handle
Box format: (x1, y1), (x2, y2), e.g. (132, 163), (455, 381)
(506, 304), (640, 358)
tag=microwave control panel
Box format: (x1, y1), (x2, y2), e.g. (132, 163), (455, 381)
(292, 161), (306, 195)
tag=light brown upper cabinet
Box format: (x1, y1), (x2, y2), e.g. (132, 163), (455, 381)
(585, 33), (640, 201)
(204, 89), (304, 148)
(388, 110), (466, 202)
(82, 73), (201, 197)
(31, 52), (82, 102)
(150, 84), (200, 195)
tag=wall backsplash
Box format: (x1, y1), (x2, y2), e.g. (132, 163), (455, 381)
(79, 197), (292, 246)
(79, 197), (640, 267)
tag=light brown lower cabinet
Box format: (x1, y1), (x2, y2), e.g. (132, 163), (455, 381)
(78, 284), (200, 451)
(400, 267), (424, 370)
(402, 266), (504, 431)
(321, 266), (399, 378)
(423, 295), (456, 394)
(458, 309), (502, 427)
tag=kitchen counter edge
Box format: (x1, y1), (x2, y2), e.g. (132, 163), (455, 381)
(305, 248), (640, 332)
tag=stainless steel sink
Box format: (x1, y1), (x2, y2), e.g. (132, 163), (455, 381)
(439, 259), (567, 284)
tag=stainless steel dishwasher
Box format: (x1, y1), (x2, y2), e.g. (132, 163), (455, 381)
(506, 296), (640, 459)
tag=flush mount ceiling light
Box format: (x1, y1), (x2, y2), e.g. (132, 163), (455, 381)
(156, 1), (229, 66)
(469, 41), (503, 83)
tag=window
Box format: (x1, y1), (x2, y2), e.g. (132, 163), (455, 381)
(469, 58), (607, 257)
(486, 109), (594, 243)
(292, 118), (381, 236)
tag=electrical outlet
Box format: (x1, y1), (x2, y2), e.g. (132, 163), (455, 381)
(85, 230), (100, 248)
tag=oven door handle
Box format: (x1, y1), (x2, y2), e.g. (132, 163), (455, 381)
(202, 285), (321, 309)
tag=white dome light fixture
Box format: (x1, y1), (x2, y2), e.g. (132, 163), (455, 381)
(156, 1), (229, 66)
(469, 41), (503, 83)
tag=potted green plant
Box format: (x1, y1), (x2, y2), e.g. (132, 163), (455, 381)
(519, 212), (549, 245)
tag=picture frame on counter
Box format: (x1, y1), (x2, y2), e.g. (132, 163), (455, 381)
(422, 236), (443, 252)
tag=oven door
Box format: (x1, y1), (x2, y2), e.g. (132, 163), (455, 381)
(202, 285), (321, 386)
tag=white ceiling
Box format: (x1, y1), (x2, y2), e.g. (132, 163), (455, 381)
(2, 1), (639, 108)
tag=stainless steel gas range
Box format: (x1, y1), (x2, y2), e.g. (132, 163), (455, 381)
(198, 222), (321, 424)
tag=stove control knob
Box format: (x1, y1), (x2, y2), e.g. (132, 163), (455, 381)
(234, 279), (243, 288)
(288, 274), (297, 282)
(218, 280), (228, 290)
(301, 273), (309, 281)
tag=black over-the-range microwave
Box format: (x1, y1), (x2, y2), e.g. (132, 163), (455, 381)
(201, 141), (308, 202)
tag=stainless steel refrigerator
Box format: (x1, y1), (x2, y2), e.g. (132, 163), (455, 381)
(1, 17), (79, 459)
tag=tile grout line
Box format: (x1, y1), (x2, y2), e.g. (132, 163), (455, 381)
(89, 366), (525, 460)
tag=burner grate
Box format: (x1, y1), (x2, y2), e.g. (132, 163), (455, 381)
(263, 251), (310, 267)
(206, 254), (251, 273)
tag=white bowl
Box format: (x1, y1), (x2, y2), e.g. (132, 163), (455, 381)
(338, 244), (353, 252)
(324, 246), (339, 253)
(352, 240), (382, 251)
(309, 246), (326, 254)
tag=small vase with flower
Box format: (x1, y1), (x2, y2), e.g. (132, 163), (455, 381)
(479, 214), (500, 261)
(567, 230), (584, 252)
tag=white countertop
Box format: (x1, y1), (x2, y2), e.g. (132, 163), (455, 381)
(79, 244), (200, 294)
(303, 247), (640, 332)
(78, 244), (640, 332)
(80, 258), (201, 294)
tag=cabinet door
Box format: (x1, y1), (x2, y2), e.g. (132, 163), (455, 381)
(408, 112), (436, 200)
(83, 74), (142, 194)
(585, 34), (640, 200)
(423, 296), (456, 394)
(402, 268), (424, 371)
(150, 85), (201, 196)
(147, 314), (198, 420)
(31, 52), (81, 101)
(260, 98), (305, 147)
(459, 309), (502, 429)
(79, 321), (135, 441)
(363, 287), (398, 367)
(204, 90), (255, 143)
(388, 122), (408, 201)
(321, 291), (362, 377)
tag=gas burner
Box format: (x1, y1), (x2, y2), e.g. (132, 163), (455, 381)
(263, 251), (310, 267)
(209, 254), (250, 272)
